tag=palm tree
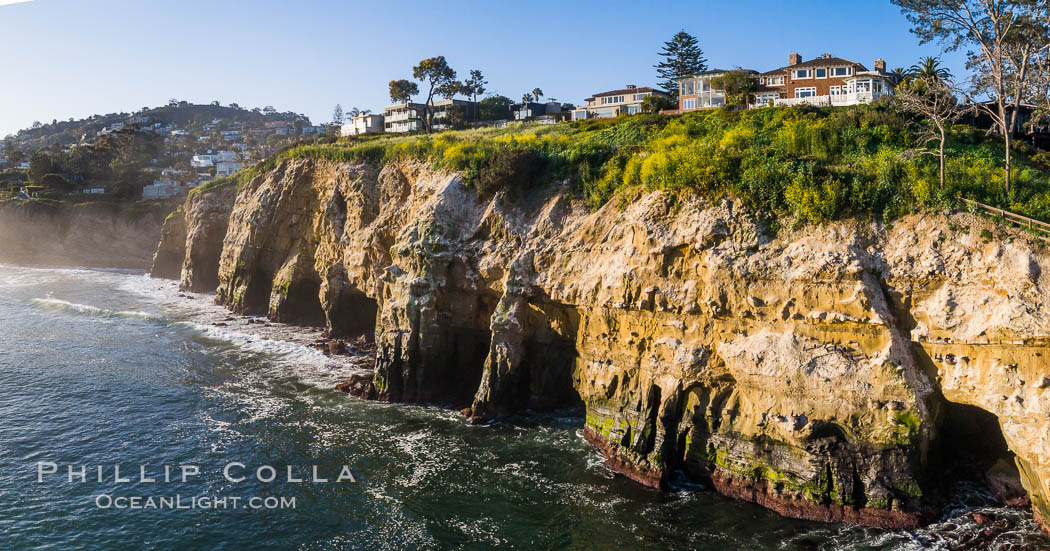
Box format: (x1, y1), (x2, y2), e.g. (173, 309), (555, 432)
(532, 88), (544, 102)
(908, 57), (952, 82)
(888, 67), (909, 87)
(522, 93), (534, 103)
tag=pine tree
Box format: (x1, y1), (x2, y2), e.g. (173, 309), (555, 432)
(654, 31), (707, 99)
(332, 104), (344, 125)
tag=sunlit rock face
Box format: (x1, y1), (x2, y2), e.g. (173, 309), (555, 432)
(158, 156), (1050, 533)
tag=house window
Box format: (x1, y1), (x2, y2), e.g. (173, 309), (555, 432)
(633, 93), (648, 101)
(829, 86), (842, 96)
(794, 87), (817, 98)
(793, 69), (812, 79)
(681, 79), (696, 96)
(766, 76), (784, 86)
(831, 67), (851, 77)
(815, 68), (827, 78)
(682, 98), (696, 110)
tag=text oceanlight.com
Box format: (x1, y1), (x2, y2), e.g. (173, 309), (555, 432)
(94, 494), (297, 510)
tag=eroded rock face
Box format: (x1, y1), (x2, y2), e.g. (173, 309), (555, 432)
(180, 185), (235, 292)
(150, 206), (186, 279)
(162, 157), (1050, 534)
(149, 185), (236, 292)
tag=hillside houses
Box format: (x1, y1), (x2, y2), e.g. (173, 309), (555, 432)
(675, 53), (895, 113)
(571, 85), (668, 120)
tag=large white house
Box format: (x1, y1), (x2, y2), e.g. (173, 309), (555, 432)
(215, 161), (243, 177)
(341, 114), (384, 137)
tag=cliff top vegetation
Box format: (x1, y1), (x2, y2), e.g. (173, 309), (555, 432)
(209, 103), (1050, 226)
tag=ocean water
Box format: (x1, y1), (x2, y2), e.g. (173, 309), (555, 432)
(0, 263), (1044, 550)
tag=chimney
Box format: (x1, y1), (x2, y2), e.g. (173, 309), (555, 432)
(874, 59), (886, 72)
(626, 84), (636, 89)
(823, 53), (831, 59)
(789, 53), (801, 66)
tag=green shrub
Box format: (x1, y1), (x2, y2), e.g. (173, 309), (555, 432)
(476, 148), (546, 198)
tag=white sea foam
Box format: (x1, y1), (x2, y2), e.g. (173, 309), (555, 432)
(30, 297), (163, 322)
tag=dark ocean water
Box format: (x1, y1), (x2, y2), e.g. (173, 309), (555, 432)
(0, 264), (1043, 550)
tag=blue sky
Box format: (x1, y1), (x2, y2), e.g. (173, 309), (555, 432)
(0, 0), (966, 137)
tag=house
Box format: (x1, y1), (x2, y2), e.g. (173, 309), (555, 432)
(190, 154), (215, 168)
(511, 101), (563, 122)
(675, 69), (758, 111)
(301, 125), (324, 134)
(675, 54), (894, 112)
(431, 99), (480, 130)
(384, 103), (427, 133)
(215, 161), (243, 177)
(83, 188), (105, 195)
(571, 85), (668, 120)
(759, 53), (893, 107)
(215, 150), (238, 162)
(962, 101), (1050, 148)
(341, 114), (385, 137)
(142, 180), (180, 199)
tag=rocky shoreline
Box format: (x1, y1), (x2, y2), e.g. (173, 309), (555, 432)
(144, 156), (1050, 535)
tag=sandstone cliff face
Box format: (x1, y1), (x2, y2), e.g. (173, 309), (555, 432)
(160, 157), (1050, 534)
(0, 199), (171, 269)
(150, 184), (235, 292)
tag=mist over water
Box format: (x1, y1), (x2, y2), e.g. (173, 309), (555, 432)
(0, 264), (1042, 550)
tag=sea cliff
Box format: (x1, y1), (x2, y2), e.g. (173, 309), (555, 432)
(150, 156), (1050, 535)
(0, 198), (172, 269)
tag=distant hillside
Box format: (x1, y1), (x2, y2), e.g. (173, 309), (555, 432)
(3, 102), (313, 153)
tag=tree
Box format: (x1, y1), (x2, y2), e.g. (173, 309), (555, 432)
(263, 106), (277, 115)
(892, 0), (1050, 193)
(888, 67), (910, 87)
(461, 70), (488, 125)
(710, 70), (757, 108)
(462, 70), (487, 103)
(332, 104), (344, 125)
(41, 173), (74, 192)
(641, 94), (676, 113)
(480, 95), (514, 121)
(28, 151), (53, 184)
(210, 100), (221, 106)
(522, 93), (534, 103)
(412, 56), (457, 132)
(532, 88), (544, 102)
(389, 79), (419, 104)
(909, 56), (953, 81)
(8, 149), (24, 165)
(896, 77), (963, 190)
(437, 80), (463, 100)
(655, 30), (708, 99)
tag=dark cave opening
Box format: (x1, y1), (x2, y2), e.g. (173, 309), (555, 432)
(934, 401), (1026, 505)
(327, 289), (379, 340)
(279, 277), (328, 327)
(243, 268), (273, 315)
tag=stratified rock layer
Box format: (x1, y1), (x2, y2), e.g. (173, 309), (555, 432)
(159, 157), (1050, 532)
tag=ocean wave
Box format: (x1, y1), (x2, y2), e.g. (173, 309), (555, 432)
(29, 297), (166, 322)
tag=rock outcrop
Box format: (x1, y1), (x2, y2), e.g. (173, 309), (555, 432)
(150, 184), (235, 291)
(153, 156), (1050, 535)
(0, 199), (172, 269)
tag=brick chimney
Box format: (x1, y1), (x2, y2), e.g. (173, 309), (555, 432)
(874, 59), (886, 72)
(789, 53), (801, 66)
(626, 84), (636, 89)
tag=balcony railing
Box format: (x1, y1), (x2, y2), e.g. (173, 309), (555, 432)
(757, 91), (879, 109)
